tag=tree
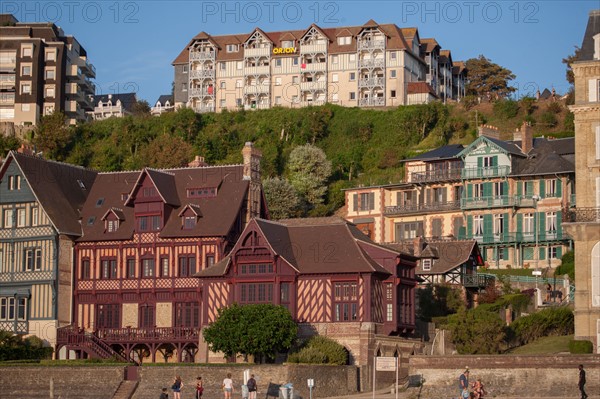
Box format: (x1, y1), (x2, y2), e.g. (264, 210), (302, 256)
(562, 46), (582, 85)
(445, 307), (507, 354)
(132, 99), (151, 116)
(465, 55), (516, 98)
(263, 177), (300, 220)
(287, 144), (332, 207)
(33, 111), (74, 160)
(203, 303), (297, 362)
(138, 134), (194, 168)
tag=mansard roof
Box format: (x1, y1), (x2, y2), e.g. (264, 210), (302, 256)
(578, 10), (600, 62)
(0, 151), (97, 236)
(510, 137), (575, 176)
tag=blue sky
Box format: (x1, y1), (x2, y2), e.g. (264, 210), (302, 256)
(2, 1), (596, 103)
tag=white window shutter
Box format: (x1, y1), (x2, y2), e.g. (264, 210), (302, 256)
(589, 79), (599, 102)
(592, 242), (600, 307)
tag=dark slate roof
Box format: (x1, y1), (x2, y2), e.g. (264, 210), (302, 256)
(579, 10), (600, 61)
(386, 240), (480, 275)
(90, 93), (137, 113)
(485, 136), (524, 156)
(78, 165), (249, 241)
(155, 95), (173, 106)
(511, 138), (575, 176)
(402, 144), (464, 162)
(0, 151), (97, 236)
(195, 217), (398, 277)
(539, 88), (553, 100)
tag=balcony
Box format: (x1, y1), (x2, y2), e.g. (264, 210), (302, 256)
(410, 168), (462, 183)
(0, 93), (15, 105)
(80, 78), (95, 94)
(384, 200), (461, 216)
(300, 43), (327, 54)
(358, 40), (386, 50)
(358, 77), (385, 87)
(0, 320), (28, 334)
(565, 207), (600, 223)
(243, 84), (270, 95)
(301, 99), (326, 107)
(301, 62), (326, 72)
(461, 165), (510, 179)
(359, 97), (385, 107)
(190, 51), (216, 61)
(244, 102), (270, 110)
(471, 231), (569, 245)
(193, 105), (215, 113)
(190, 69), (215, 79)
(461, 195), (512, 209)
(75, 57), (96, 78)
(244, 65), (270, 76)
(300, 81), (327, 91)
(96, 327), (200, 345)
(462, 273), (495, 288)
(244, 47), (271, 58)
(358, 59), (385, 68)
(0, 74), (15, 90)
(189, 87), (214, 97)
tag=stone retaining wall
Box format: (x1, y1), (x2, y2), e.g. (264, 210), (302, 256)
(409, 355), (600, 398)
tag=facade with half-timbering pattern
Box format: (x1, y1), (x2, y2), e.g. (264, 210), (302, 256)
(194, 217), (418, 366)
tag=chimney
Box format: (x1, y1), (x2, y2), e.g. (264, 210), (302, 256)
(242, 142), (262, 220)
(478, 124), (500, 140)
(188, 155), (207, 168)
(520, 121), (533, 154)
(413, 236), (424, 257)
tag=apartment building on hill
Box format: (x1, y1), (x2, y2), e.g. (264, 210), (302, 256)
(344, 122), (574, 270)
(172, 20), (466, 113)
(0, 14), (95, 126)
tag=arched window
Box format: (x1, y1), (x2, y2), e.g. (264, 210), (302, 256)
(592, 241), (600, 307)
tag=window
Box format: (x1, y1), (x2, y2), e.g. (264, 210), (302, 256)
(596, 125), (600, 160)
(81, 259), (91, 280)
(474, 215), (484, 236)
(483, 156), (494, 168)
(141, 258), (155, 278)
(187, 187), (217, 198)
(292, 76), (299, 84)
(45, 68), (55, 80)
(160, 257), (169, 277)
(16, 208), (26, 227)
(236, 80), (242, 88)
(546, 179), (557, 197)
(182, 83), (187, 92)
(523, 213), (534, 235)
(219, 81), (226, 89)
(183, 216), (196, 229)
(101, 259), (117, 279)
(219, 99), (226, 107)
(183, 64), (188, 73)
(395, 221), (424, 240)
(494, 182), (504, 198)
(292, 95), (298, 103)
(422, 259), (432, 271)
(219, 62), (226, 70)
(240, 263), (274, 274)
(546, 212), (557, 233)
(358, 192), (375, 211)
(174, 302), (199, 327)
(350, 92), (356, 100)
(138, 215), (161, 231)
(205, 254), (215, 267)
(236, 61), (243, 70)
(239, 283), (274, 303)
(21, 65), (31, 76)
(178, 255), (196, 277)
(274, 77), (282, 86)
(332, 55), (338, 64)
(31, 207), (38, 226)
(226, 44), (239, 53)
(23, 248), (42, 271)
(431, 218), (442, 237)
(126, 259), (136, 278)
(0, 297), (27, 322)
(334, 282), (358, 321)
(3, 209), (13, 228)
(390, 51), (397, 59)
(96, 304), (120, 328)
(548, 246), (559, 260)
(139, 304), (155, 328)
(45, 86), (55, 98)
(349, 54), (356, 62)
(21, 46), (32, 57)
(337, 36), (351, 45)
(473, 183), (483, 198)
(332, 73), (339, 83)
(7, 175), (21, 190)
(275, 96), (282, 105)
(21, 83), (31, 95)
(332, 93), (339, 102)
(349, 72), (356, 81)
(106, 219), (119, 232)
(494, 214), (504, 235)
(293, 57), (299, 66)
(21, 104), (30, 112)
(391, 90), (396, 98)
(591, 242), (599, 307)
(390, 70), (397, 78)
(282, 40), (294, 48)
(275, 59), (282, 67)
(280, 282), (290, 303)
(45, 49), (56, 61)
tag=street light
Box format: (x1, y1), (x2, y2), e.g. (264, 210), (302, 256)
(532, 195), (541, 295)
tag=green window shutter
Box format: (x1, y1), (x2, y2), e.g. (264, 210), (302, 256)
(539, 247), (546, 260)
(503, 247), (509, 261)
(503, 181), (508, 196)
(517, 214), (523, 237)
(484, 214), (493, 240)
(467, 184), (473, 198)
(484, 182), (492, 197)
(517, 181), (523, 196)
(503, 213), (509, 241)
(557, 211), (563, 237)
(539, 180), (546, 199)
(369, 192), (375, 210)
(467, 215), (473, 238)
(538, 212), (546, 241)
(492, 155), (498, 167)
(526, 181), (533, 196)
(353, 194), (358, 211)
(557, 246), (563, 259)
(556, 178), (562, 197)
(477, 157), (483, 168)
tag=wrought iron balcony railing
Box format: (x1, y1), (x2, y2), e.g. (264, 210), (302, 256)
(410, 168), (462, 183)
(565, 207), (600, 223)
(384, 200), (461, 216)
(461, 165), (510, 179)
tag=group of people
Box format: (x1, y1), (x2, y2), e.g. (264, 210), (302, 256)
(160, 373), (258, 399)
(458, 369), (486, 399)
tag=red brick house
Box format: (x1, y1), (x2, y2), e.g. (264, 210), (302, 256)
(194, 217), (418, 366)
(56, 143), (266, 363)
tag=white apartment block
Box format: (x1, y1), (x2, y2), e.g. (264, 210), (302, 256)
(172, 20), (466, 113)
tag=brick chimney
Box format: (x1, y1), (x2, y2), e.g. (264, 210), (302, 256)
(188, 155), (207, 168)
(519, 121), (533, 154)
(242, 142), (262, 220)
(478, 124), (500, 140)
(413, 236), (425, 257)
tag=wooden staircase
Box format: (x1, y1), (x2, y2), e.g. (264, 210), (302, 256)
(56, 325), (131, 363)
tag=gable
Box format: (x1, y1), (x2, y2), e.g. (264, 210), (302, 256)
(0, 157), (36, 204)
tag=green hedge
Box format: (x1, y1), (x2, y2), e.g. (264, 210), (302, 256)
(569, 340), (593, 354)
(287, 336), (348, 365)
(509, 307), (574, 346)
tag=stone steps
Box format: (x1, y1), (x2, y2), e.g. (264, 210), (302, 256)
(112, 380), (139, 399)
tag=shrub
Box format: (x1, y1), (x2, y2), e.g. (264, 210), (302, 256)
(555, 251), (574, 281)
(445, 307), (507, 354)
(287, 336), (348, 365)
(462, 96), (479, 111)
(546, 101), (563, 114)
(563, 111), (574, 132)
(520, 96), (536, 115)
(569, 339), (593, 354)
(509, 307), (574, 346)
(539, 111), (558, 128)
(493, 100), (519, 119)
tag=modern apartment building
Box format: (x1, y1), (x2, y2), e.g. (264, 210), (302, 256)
(172, 20), (466, 113)
(344, 122), (574, 270)
(563, 9), (600, 353)
(0, 14), (95, 126)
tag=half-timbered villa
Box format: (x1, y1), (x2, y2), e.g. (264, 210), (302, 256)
(57, 143), (265, 363)
(0, 148), (97, 348)
(193, 217), (419, 366)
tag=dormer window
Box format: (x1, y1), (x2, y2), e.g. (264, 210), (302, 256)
(187, 187), (217, 198)
(337, 36), (351, 45)
(7, 175), (21, 190)
(106, 219), (119, 232)
(143, 187), (157, 197)
(422, 259), (432, 271)
(227, 44), (239, 53)
(183, 216), (196, 229)
(282, 40), (294, 48)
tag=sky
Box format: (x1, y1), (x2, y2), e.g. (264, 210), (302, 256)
(2, 0), (597, 103)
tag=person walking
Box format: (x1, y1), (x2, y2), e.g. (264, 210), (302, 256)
(195, 376), (204, 399)
(247, 374), (258, 399)
(458, 369), (470, 399)
(578, 364), (588, 399)
(172, 376), (183, 399)
(222, 373), (234, 399)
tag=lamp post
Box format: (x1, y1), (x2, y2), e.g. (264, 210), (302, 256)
(532, 195), (541, 293)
